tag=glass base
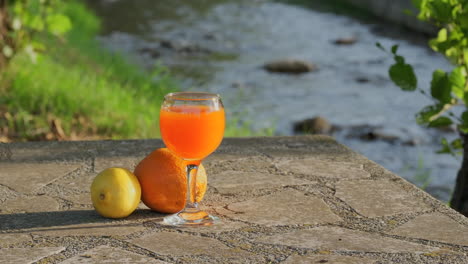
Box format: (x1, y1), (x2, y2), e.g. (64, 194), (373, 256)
(163, 210), (219, 226)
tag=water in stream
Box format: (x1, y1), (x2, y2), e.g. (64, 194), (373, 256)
(87, 0), (459, 202)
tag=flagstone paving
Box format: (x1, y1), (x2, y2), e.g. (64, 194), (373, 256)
(60, 245), (169, 264)
(282, 254), (377, 264)
(389, 213), (468, 246)
(335, 179), (433, 217)
(0, 136), (467, 263)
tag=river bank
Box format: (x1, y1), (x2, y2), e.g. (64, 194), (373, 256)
(0, 1), (175, 142)
(340, 0), (434, 33)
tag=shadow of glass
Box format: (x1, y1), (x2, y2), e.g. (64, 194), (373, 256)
(0, 209), (165, 232)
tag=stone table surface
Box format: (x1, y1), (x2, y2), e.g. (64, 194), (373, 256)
(0, 136), (467, 264)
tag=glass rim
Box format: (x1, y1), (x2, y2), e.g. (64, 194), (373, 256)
(164, 92), (221, 101)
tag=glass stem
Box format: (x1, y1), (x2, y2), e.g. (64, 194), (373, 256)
(184, 164), (199, 212)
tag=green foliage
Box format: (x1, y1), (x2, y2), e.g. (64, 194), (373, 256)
(449, 66), (465, 98)
(379, 0), (468, 155)
(389, 58), (418, 91)
(430, 69), (452, 104)
(420, 0), (468, 66)
(377, 44), (418, 91)
(1, 1), (175, 140)
(8, 0), (72, 61)
(224, 117), (275, 137)
(428, 116), (453, 127)
(437, 137), (463, 155)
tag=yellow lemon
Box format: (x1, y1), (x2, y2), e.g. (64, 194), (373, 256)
(91, 167), (141, 218)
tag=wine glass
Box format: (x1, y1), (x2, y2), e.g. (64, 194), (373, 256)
(159, 92), (225, 226)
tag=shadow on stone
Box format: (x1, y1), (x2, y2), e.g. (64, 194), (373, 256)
(0, 209), (164, 232)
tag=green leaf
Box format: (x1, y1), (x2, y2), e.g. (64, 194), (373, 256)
(451, 138), (463, 149)
(12, 1), (24, 15)
(431, 69), (452, 104)
(437, 138), (463, 156)
(459, 110), (468, 133)
(462, 110), (468, 123)
(411, 0), (422, 8)
(449, 66), (466, 99)
(391, 45), (399, 54)
(46, 14), (72, 36)
(27, 0), (42, 14)
(445, 47), (459, 61)
(459, 125), (468, 134)
(389, 61), (417, 91)
(28, 15), (44, 31)
(437, 137), (452, 154)
(428, 116), (453, 127)
(452, 4), (462, 19)
(428, 1), (452, 23)
(31, 41), (46, 52)
(375, 42), (385, 51)
(429, 28), (452, 53)
(461, 14), (468, 30)
(436, 28), (448, 42)
(416, 104), (444, 125)
(463, 91), (468, 106)
(394, 55), (405, 64)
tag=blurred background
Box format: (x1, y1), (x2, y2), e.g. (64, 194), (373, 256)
(0, 0), (461, 204)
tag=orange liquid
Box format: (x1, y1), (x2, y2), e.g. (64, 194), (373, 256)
(160, 105), (225, 161)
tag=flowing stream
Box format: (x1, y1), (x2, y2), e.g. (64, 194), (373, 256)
(87, 0), (459, 202)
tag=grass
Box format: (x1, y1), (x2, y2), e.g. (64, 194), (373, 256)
(1, 1), (175, 141)
(224, 117), (274, 137)
(0, 1), (271, 141)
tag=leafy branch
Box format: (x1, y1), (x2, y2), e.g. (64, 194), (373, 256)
(377, 0), (468, 156)
(3, 0), (72, 63)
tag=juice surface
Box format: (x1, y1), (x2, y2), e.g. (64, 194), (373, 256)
(160, 105), (225, 161)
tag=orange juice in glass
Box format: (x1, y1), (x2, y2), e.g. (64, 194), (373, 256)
(160, 92), (225, 226)
(160, 105), (225, 163)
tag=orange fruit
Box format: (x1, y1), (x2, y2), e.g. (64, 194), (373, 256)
(134, 148), (207, 214)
